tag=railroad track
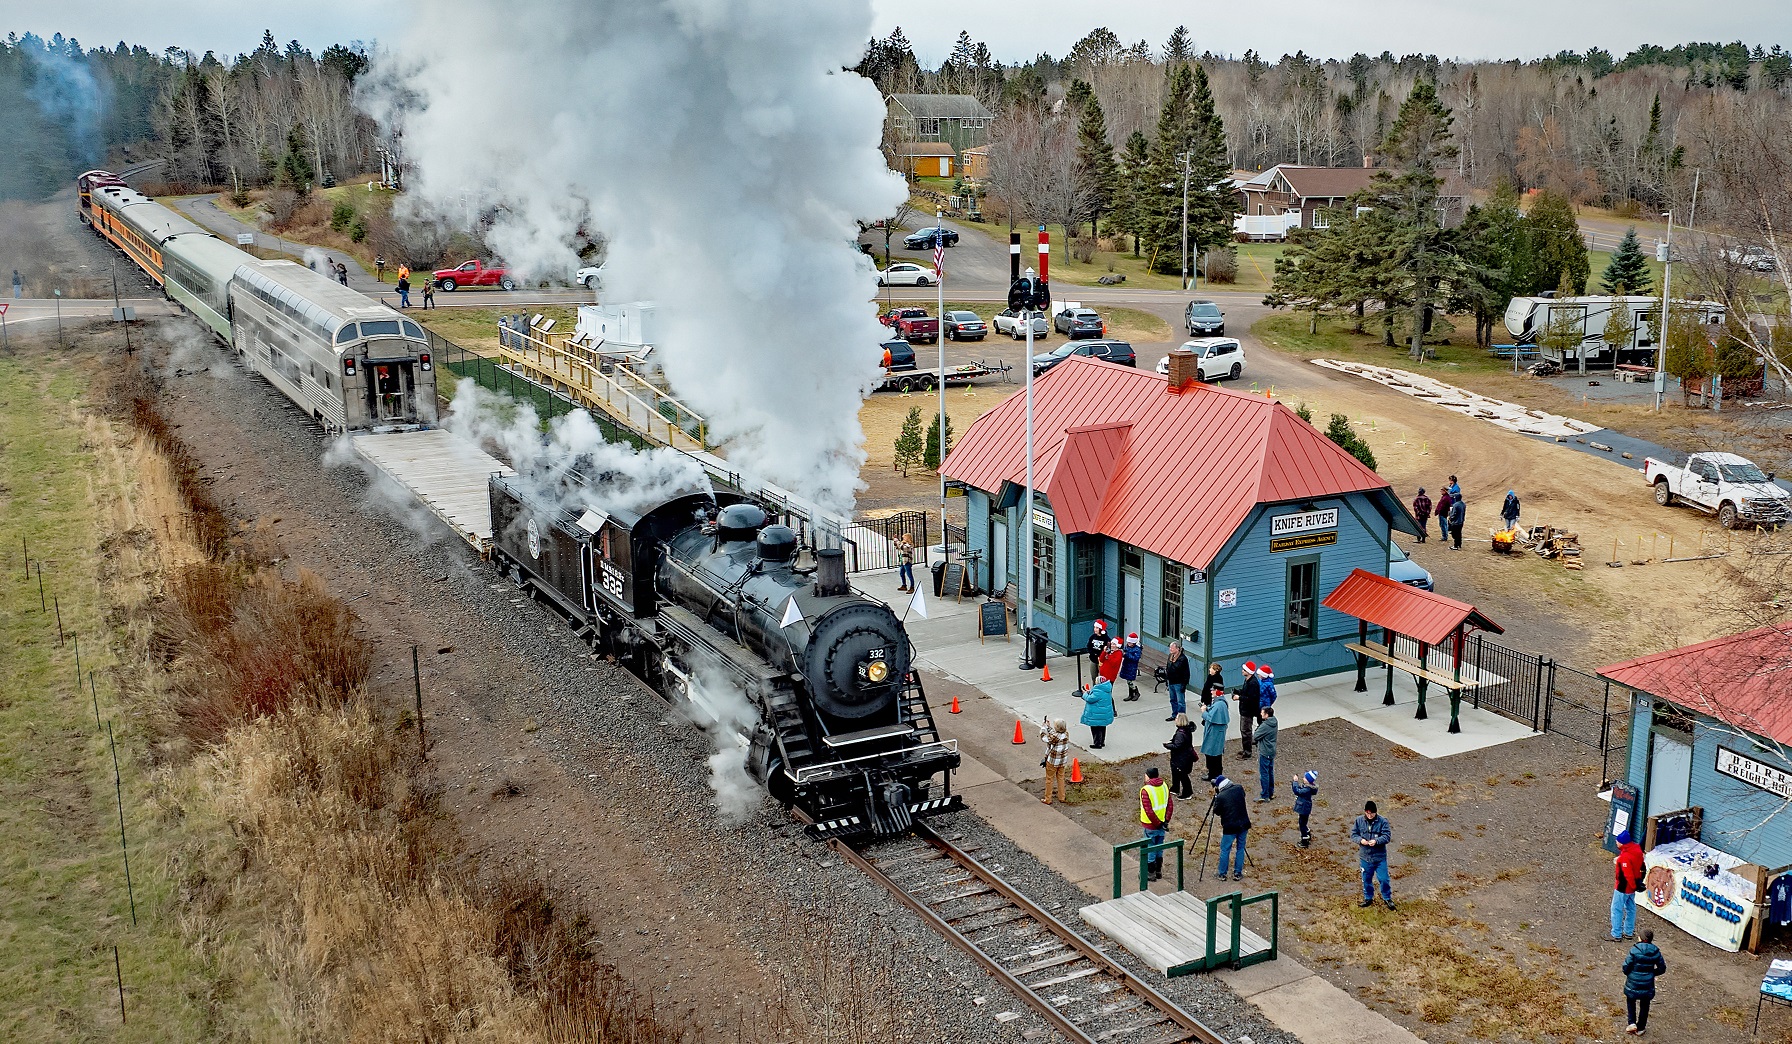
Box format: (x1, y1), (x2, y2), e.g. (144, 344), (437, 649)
(833, 823), (1227, 1044)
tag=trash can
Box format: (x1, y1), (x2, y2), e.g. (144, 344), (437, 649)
(931, 561), (946, 597)
(1025, 627), (1048, 671)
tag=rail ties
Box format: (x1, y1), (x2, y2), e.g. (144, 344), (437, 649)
(845, 826), (1224, 1044)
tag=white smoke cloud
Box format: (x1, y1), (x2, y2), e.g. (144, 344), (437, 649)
(366, 0), (904, 515)
(684, 666), (766, 825)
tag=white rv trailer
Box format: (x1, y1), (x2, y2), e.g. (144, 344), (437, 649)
(1503, 294), (1726, 371)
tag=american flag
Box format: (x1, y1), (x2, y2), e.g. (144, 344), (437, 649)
(932, 232), (945, 279)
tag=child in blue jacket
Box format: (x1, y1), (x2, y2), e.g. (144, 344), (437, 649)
(1291, 770), (1319, 848)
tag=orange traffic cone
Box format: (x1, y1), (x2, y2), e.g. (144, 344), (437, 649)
(1069, 758), (1083, 783)
(1040, 660), (1052, 682)
(949, 695), (961, 714)
(1011, 719), (1026, 744)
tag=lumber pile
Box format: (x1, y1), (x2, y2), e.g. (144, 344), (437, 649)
(1530, 525), (1583, 569)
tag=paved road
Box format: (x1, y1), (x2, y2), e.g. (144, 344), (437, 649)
(1, 296), (179, 327)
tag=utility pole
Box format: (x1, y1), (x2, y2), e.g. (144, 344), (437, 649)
(1179, 153), (1192, 291)
(1656, 210), (1674, 412)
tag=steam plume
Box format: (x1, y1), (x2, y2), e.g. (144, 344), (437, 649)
(368, 0), (904, 514)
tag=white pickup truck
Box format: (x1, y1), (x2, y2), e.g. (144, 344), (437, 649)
(1644, 452), (1791, 529)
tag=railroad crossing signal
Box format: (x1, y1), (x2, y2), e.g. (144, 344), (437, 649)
(1007, 277), (1051, 312)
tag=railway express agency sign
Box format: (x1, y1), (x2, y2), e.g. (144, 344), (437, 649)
(1270, 508), (1338, 553)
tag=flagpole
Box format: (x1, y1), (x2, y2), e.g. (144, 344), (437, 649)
(936, 210), (947, 577)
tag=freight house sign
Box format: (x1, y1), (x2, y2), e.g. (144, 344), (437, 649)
(1270, 509), (1338, 553)
(1716, 747), (1792, 801)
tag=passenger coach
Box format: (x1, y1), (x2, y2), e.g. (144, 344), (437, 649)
(230, 260), (437, 433)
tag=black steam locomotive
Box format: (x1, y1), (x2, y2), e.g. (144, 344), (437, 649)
(487, 471), (962, 839)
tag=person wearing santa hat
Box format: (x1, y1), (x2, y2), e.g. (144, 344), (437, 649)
(1119, 632), (1144, 701)
(1085, 620), (1110, 676)
(1098, 638), (1124, 684)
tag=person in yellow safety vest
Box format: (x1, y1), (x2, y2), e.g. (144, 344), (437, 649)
(1139, 766), (1174, 881)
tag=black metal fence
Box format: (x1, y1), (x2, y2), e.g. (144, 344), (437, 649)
(1466, 633), (1629, 779)
(842, 511), (929, 573)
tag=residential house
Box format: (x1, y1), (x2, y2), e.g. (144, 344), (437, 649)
(1234, 164), (1469, 240)
(886, 93), (996, 159)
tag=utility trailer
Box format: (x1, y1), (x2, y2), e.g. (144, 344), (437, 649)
(874, 360), (1011, 394)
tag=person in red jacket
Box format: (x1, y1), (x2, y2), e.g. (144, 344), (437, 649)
(1098, 638), (1124, 684)
(1612, 830), (1645, 941)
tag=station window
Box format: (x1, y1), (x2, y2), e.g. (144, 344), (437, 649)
(1032, 528), (1055, 610)
(1161, 563), (1184, 639)
(1073, 540), (1099, 616)
(1286, 559), (1318, 640)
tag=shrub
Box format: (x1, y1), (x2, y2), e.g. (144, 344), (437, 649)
(265, 188), (300, 230)
(1071, 236), (1098, 264)
(923, 411), (955, 471)
(349, 217), (368, 243)
(1202, 247), (1238, 284)
(1326, 413), (1378, 471)
(330, 201), (356, 232)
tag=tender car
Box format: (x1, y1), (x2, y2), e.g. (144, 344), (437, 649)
(993, 308), (1050, 340)
(880, 339), (917, 372)
(903, 226), (959, 249)
(877, 262), (934, 287)
(1156, 337), (1247, 382)
(1054, 307), (1105, 339)
(1032, 339), (1136, 375)
(1388, 543), (1433, 591)
(942, 310), (987, 341)
(1185, 300), (1226, 336)
(575, 264), (605, 288)
(433, 259), (515, 291)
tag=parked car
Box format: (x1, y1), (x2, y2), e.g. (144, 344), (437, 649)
(1185, 300), (1226, 336)
(433, 259), (515, 291)
(1720, 245), (1776, 272)
(1388, 542), (1433, 591)
(880, 339), (917, 372)
(878, 262), (934, 287)
(575, 264), (605, 288)
(885, 310), (938, 344)
(903, 226), (959, 249)
(1054, 307), (1105, 339)
(880, 307), (928, 328)
(993, 308), (1049, 340)
(1155, 338), (1247, 382)
(1645, 451), (1790, 529)
(1032, 339), (1136, 375)
(943, 310), (987, 341)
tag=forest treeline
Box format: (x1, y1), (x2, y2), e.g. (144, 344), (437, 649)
(0, 29), (374, 201)
(859, 26), (1792, 212)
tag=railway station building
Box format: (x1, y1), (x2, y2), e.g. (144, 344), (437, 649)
(941, 356), (1421, 679)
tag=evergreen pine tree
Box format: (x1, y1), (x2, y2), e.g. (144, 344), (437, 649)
(1141, 64), (1230, 275)
(1324, 415), (1377, 471)
(1526, 189), (1590, 294)
(1117, 130), (1152, 256)
(893, 405), (925, 476)
(924, 412), (955, 471)
(1374, 81), (1457, 358)
(1162, 25), (1194, 67)
(1141, 63), (1196, 274)
(1600, 227), (1653, 295)
(1074, 86), (1119, 238)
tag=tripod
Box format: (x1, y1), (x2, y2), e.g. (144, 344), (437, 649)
(1192, 787), (1256, 883)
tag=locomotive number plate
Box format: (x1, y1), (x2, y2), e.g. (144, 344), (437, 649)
(600, 561), (626, 599)
(526, 517), (541, 560)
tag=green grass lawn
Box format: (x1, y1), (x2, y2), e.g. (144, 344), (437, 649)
(0, 351), (224, 1040)
(1252, 311), (1521, 379)
(957, 219), (1284, 293)
(415, 305), (579, 354)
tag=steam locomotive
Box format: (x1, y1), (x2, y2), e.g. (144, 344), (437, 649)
(487, 470), (962, 839)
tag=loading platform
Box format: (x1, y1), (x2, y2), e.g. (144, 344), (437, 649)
(1078, 837), (1279, 976)
(352, 429), (515, 551)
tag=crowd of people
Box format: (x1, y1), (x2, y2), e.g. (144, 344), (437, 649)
(1409, 475), (1521, 551)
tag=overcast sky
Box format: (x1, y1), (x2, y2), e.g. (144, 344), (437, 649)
(6, 1), (1790, 64)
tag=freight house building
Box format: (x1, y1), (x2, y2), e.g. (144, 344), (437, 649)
(942, 355), (1421, 677)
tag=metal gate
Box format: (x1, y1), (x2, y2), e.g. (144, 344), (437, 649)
(1468, 633), (1548, 731)
(842, 511), (930, 574)
(1544, 662), (1631, 781)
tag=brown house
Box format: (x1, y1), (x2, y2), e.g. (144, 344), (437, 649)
(895, 142), (956, 178)
(1235, 164), (1468, 239)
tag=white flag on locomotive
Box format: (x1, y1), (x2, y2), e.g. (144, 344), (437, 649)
(907, 584), (928, 620)
(780, 595), (804, 629)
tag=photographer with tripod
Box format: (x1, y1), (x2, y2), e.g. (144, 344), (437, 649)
(1203, 774), (1252, 882)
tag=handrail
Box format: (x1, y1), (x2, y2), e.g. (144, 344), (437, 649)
(1110, 836), (1185, 897)
(494, 334), (705, 451)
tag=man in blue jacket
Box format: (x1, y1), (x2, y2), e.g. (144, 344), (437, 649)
(1351, 800), (1395, 910)
(1622, 929), (1667, 1035)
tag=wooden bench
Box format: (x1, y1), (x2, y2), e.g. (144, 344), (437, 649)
(1345, 641), (1479, 691)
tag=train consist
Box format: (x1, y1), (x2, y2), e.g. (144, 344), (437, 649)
(80, 171), (961, 840)
(78, 170), (434, 433)
(488, 470), (962, 838)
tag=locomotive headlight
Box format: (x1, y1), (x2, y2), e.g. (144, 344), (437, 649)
(866, 659), (889, 683)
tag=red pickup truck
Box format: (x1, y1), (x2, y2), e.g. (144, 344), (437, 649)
(880, 307), (939, 344)
(432, 259), (516, 291)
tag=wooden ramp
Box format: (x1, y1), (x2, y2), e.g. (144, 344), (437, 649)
(1080, 890), (1276, 977)
(352, 430), (514, 551)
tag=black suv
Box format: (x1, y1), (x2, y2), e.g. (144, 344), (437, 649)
(903, 226), (959, 249)
(1185, 300), (1225, 335)
(880, 339), (917, 371)
(1032, 339), (1136, 375)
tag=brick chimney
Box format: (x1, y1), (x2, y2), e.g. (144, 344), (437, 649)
(1166, 350), (1199, 391)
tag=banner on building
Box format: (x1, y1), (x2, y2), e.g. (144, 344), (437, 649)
(1716, 747), (1792, 801)
(1642, 838), (1756, 952)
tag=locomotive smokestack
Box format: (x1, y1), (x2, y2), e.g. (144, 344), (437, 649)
(815, 547), (847, 597)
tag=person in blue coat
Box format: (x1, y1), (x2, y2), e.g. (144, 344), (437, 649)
(1080, 678), (1115, 750)
(1199, 690), (1230, 781)
(1119, 632), (1143, 701)
(1622, 929), (1667, 1035)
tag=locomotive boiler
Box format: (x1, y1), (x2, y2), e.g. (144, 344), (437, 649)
(487, 472), (961, 839)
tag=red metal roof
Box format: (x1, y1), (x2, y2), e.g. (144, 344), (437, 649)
(941, 356), (1410, 568)
(1320, 568), (1504, 647)
(1599, 623), (1792, 746)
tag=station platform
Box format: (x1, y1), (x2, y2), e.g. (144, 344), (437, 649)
(855, 567), (1537, 763)
(350, 429), (515, 550)
(1081, 889), (1274, 976)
